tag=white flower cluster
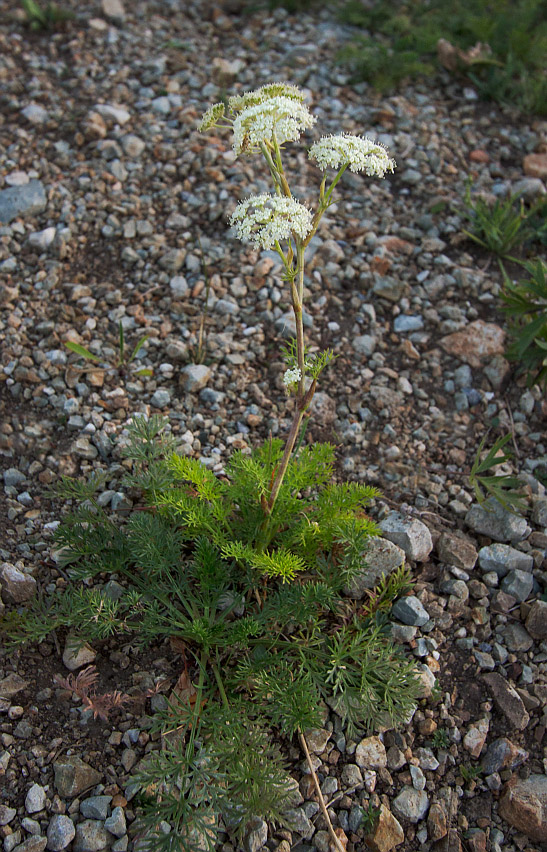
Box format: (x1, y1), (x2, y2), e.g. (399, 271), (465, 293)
(233, 96), (315, 155)
(198, 102), (225, 132)
(228, 82), (305, 113)
(309, 134), (396, 176)
(230, 194), (313, 250)
(283, 367), (302, 388)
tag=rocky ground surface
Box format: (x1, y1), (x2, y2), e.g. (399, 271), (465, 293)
(1, 1), (547, 851)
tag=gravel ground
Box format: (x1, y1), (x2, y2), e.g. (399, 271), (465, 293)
(1, 1), (547, 851)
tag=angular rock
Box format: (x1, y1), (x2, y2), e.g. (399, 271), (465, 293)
(501, 569), (534, 602)
(0, 806), (16, 826)
(379, 512), (433, 561)
(73, 821), (111, 852)
(478, 543), (533, 576)
(436, 532), (477, 570)
(53, 757), (102, 798)
(283, 808), (314, 839)
(526, 599), (547, 639)
(440, 320), (505, 368)
(427, 802), (448, 841)
(12, 839), (47, 852)
(499, 774), (547, 842)
(93, 104), (130, 125)
(304, 728), (331, 755)
(502, 622), (533, 652)
(353, 334), (377, 356)
(523, 153), (547, 180)
(482, 672), (530, 730)
(355, 736), (387, 769)
(481, 737), (528, 775)
(391, 595), (430, 627)
(101, 0), (125, 19)
(309, 392), (337, 425)
(0, 180), (47, 224)
(363, 804), (404, 851)
(62, 634), (97, 671)
(25, 784), (46, 814)
(0, 563), (37, 603)
(80, 797), (112, 821)
(463, 718), (489, 757)
(465, 500), (529, 543)
(343, 538), (405, 598)
(104, 808), (126, 839)
(46, 815), (76, 851)
(180, 364), (212, 393)
(391, 787), (429, 823)
(243, 816), (267, 852)
(0, 673), (29, 700)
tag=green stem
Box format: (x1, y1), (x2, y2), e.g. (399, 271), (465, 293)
(260, 142), (282, 195)
(211, 658), (230, 710)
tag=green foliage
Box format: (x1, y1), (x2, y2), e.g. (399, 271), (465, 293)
(469, 433), (526, 513)
(359, 803), (382, 834)
(65, 321), (152, 378)
(4, 419), (420, 850)
(430, 727), (450, 749)
(501, 259), (547, 388)
(461, 183), (545, 261)
(460, 763), (482, 782)
(338, 0), (547, 114)
(362, 564), (414, 617)
(20, 0), (74, 30)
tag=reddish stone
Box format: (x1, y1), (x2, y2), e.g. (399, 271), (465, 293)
(440, 321), (505, 368)
(499, 774), (547, 842)
(470, 150), (490, 163)
(523, 153), (547, 180)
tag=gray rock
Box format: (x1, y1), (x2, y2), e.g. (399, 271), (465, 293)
(0, 181), (47, 224)
(392, 787), (429, 823)
(482, 672), (530, 731)
(151, 96), (171, 115)
(121, 135), (145, 157)
(21, 105), (49, 124)
(379, 512), (433, 561)
(499, 774), (547, 842)
(80, 797), (112, 821)
(340, 764), (363, 787)
(372, 276), (408, 302)
(465, 500), (529, 543)
(0, 563), (37, 603)
(46, 816), (76, 851)
(104, 808), (125, 838)
(12, 839), (47, 852)
(512, 177), (546, 201)
(21, 821), (41, 838)
(150, 389), (171, 408)
(109, 160), (127, 182)
(304, 728), (331, 755)
(283, 808), (315, 839)
(502, 623), (533, 652)
(62, 634), (96, 671)
(4, 468), (26, 487)
(243, 817), (267, 852)
(25, 784), (46, 814)
(436, 532), (477, 570)
(28, 227), (56, 250)
(110, 840), (127, 852)
(169, 276), (188, 297)
(93, 104), (130, 125)
(481, 738), (529, 775)
(391, 595), (430, 627)
(53, 756), (102, 798)
(73, 821), (111, 852)
(101, 0), (125, 20)
(180, 364), (212, 392)
(343, 537), (405, 598)
(478, 543), (534, 576)
(0, 806), (16, 826)
(501, 569), (534, 602)
(353, 334), (377, 356)
(394, 315), (423, 333)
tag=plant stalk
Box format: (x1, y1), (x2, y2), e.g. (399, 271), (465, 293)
(298, 729), (347, 852)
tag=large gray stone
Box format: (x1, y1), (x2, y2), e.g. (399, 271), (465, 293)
(355, 736), (387, 769)
(180, 364), (212, 393)
(343, 537), (405, 599)
(0, 563), (36, 603)
(0, 181), (47, 224)
(53, 757), (102, 798)
(79, 797), (111, 821)
(478, 543), (533, 576)
(73, 821), (111, 852)
(391, 595), (430, 627)
(25, 784), (46, 814)
(243, 816), (267, 852)
(379, 512), (433, 561)
(392, 787), (429, 823)
(501, 569), (534, 603)
(465, 500), (529, 543)
(499, 774), (547, 842)
(482, 672), (529, 731)
(46, 816), (76, 851)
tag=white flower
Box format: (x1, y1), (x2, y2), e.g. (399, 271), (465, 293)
(283, 367), (301, 388)
(309, 134), (396, 176)
(232, 96), (315, 155)
(230, 194), (313, 250)
(229, 82), (305, 114)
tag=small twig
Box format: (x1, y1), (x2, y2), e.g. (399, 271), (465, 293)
(298, 729), (346, 852)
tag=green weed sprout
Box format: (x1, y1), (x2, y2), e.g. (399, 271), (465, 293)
(65, 321), (152, 377)
(501, 258), (547, 388)
(469, 433), (526, 513)
(21, 0), (74, 30)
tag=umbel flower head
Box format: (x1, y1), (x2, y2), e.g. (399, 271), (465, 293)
(233, 96), (315, 155)
(283, 367), (301, 391)
(228, 82), (305, 114)
(309, 134), (396, 176)
(198, 102), (225, 132)
(230, 194), (313, 250)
